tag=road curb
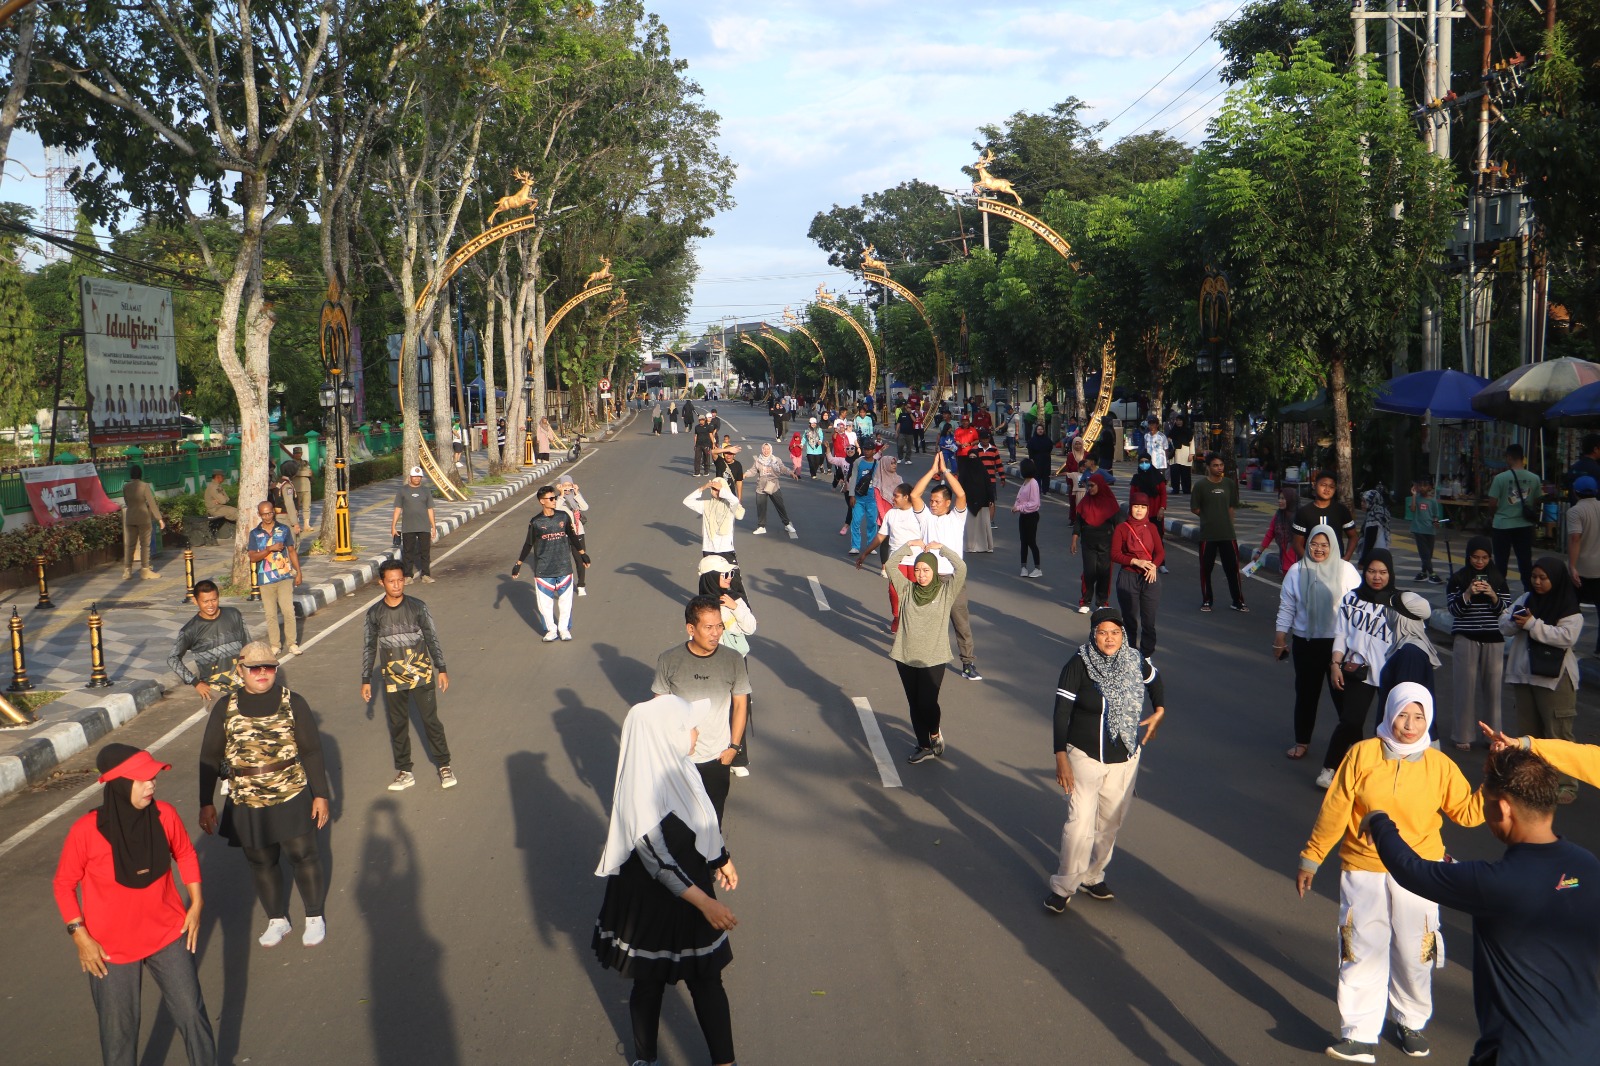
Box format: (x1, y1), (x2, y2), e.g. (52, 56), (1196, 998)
(0, 451), (580, 800)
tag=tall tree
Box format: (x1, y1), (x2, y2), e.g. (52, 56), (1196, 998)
(1196, 43), (1457, 497)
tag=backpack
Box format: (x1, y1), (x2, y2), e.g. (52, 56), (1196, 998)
(853, 460), (877, 498)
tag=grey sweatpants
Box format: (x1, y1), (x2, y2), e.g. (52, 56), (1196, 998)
(1450, 638), (1503, 744)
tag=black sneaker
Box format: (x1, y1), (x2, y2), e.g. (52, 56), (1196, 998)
(1393, 1025), (1430, 1057)
(1081, 881), (1114, 901)
(907, 746), (937, 765)
(1042, 892), (1069, 914)
(1230, 602), (1249, 613)
(961, 663), (983, 681)
(1325, 1038), (1378, 1063)
(1414, 571), (1429, 582)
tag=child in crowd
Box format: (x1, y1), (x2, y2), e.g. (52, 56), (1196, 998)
(1406, 478), (1443, 583)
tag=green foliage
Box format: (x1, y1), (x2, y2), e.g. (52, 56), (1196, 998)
(0, 514), (123, 571)
(0, 207), (38, 432)
(1214, 0), (1355, 85)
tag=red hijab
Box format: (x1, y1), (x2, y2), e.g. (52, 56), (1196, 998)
(1077, 472), (1121, 527)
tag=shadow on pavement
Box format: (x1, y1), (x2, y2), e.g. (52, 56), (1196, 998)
(593, 643), (657, 710)
(553, 687), (622, 809)
(492, 574), (545, 636)
(356, 798), (460, 1066)
(613, 561), (689, 608)
(643, 521), (701, 549)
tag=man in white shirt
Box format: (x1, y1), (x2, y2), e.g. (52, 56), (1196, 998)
(1144, 416), (1170, 477)
(910, 452), (981, 681)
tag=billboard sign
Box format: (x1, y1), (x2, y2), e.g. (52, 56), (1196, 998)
(80, 278), (183, 447)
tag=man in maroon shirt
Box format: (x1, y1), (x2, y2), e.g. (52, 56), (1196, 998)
(54, 744), (215, 1065)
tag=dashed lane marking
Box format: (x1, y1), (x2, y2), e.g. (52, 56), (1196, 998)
(807, 576), (831, 611)
(852, 697), (903, 788)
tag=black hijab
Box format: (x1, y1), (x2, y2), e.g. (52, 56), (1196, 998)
(1527, 556), (1581, 624)
(1447, 534), (1509, 596)
(697, 571), (730, 599)
(1356, 547), (1397, 605)
(94, 743), (167, 890)
(1130, 460), (1165, 500)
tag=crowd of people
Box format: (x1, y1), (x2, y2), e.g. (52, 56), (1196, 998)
(45, 390), (1600, 1066)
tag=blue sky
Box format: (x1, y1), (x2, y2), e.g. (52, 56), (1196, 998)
(1, 1), (1238, 338)
(651, 0), (1238, 335)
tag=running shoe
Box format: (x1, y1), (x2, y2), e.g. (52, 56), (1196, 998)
(287, 643), (303, 655)
(961, 663), (982, 681)
(577, 587), (587, 596)
(1315, 767), (1335, 789)
(559, 629), (573, 641)
(752, 527), (767, 535)
(907, 746), (937, 764)
(1325, 1038), (1378, 1063)
(839, 526), (849, 536)
(1159, 564), (1169, 574)
(302, 916), (327, 948)
(1199, 604), (1213, 613)
(1028, 568), (1043, 579)
(1414, 571), (1429, 582)
(258, 917), (292, 948)
(439, 766), (458, 789)
(1042, 892), (1069, 914)
(1021, 567), (1030, 577)
(542, 631), (560, 642)
(1231, 603), (1249, 613)
(784, 524), (796, 533)
(1426, 573), (1442, 584)
(1077, 604), (1091, 614)
(848, 549), (860, 556)
(388, 770), (416, 791)
(1393, 1025), (1430, 1058)
(1081, 882), (1115, 901)
(421, 575), (436, 584)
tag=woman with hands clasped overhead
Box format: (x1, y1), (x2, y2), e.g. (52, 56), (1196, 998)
(1044, 607), (1165, 915)
(1296, 683), (1483, 1064)
(593, 694), (742, 1066)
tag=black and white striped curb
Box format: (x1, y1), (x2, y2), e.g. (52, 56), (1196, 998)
(0, 456), (571, 798)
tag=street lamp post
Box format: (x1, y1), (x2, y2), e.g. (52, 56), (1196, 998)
(319, 278), (358, 561)
(523, 343), (537, 465)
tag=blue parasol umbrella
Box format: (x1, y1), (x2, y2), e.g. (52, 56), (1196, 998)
(1373, 369), (1491, 420)
(1542, 381), (1600, 427)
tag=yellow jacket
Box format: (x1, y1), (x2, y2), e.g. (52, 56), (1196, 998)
(1301, 739), (1483, 874)
(1529, 738), (1600, 786)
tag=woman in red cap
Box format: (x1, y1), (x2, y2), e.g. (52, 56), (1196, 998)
(53, 743), (215, 1065)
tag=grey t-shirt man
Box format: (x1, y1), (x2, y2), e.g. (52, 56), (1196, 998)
(651, 642), (751, 763)
(394, 484), (433, 534)
(1568, 497), (1600, 579)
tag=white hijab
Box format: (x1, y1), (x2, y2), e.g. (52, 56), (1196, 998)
(596, 695), (725, 878)
(1377, 682), (1434, 758)
(702, 476), (743, 537)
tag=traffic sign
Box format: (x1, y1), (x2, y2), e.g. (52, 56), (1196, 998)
(597, 376), (611, 392)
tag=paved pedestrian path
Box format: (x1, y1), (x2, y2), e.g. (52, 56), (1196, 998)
(0, 424), (627, 797)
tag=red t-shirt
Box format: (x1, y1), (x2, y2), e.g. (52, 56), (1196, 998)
(973, 410), (993, 432)
(53, 801), (199, 964)
(953, 427), (979, 456)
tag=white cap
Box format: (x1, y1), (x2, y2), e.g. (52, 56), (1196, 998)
(409, 466), (424, 477)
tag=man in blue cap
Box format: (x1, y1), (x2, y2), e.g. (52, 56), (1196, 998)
(1567, 475), (1600, 653)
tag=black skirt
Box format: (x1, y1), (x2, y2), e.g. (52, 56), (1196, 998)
(592, 815), (732, 983)
(219, 787), (314, 850)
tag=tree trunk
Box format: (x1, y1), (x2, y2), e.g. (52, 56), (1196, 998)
(1330, 349), (1354, 507)
(0, 7), (37, 200)
(482, 286), (500, 469)
(532, 289), (549, 430)
(430, 297), (455, 475)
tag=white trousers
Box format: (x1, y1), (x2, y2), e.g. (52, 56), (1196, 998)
(1048, 747), (1140, 898)
(535, 578), (574, 634)
(1336, 869), (1441, 1042)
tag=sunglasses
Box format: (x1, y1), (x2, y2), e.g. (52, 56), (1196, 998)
(243, 664), (278, 674)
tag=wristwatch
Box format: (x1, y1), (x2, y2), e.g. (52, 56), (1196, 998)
(66, 920), (84, 936)
(728, 743), (744, 754)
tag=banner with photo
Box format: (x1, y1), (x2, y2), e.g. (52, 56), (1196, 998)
(80, 277), (183, 446)
(22, 463), (120, 527)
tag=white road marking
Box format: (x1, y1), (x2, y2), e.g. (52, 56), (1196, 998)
(0, 449), (606, 861)
(851, 697), (903, 789)
(807, 576), (831, 611)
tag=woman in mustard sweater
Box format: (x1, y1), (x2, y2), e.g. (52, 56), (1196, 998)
(1296, 683), (1484, 1063)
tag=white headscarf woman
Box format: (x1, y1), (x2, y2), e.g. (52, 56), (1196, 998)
(1377, 682), (1435, 758)
(596, 695), (724, 878)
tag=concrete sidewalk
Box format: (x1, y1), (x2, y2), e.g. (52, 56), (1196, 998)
(0, 423), (626, 798)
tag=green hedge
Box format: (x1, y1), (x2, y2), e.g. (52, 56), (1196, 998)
(0, 514), (124, 571)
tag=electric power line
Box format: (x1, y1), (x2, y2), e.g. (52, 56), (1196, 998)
(1098, 1), (1246, 134)
(1125, 54), (1229, 138)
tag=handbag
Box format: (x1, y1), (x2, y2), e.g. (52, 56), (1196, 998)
(1526, 637), (1566, 678)
(1512, 473), (1539, 525)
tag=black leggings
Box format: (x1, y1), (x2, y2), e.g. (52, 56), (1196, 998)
(242, 830), (327, 919)
(1322, 674), (1377, 771)
(895, 661), (946, 748)
(1019, 512), (1041, 568)
(630, 973), (735, 1065)
(756, 490), (791, 528)
(1290, 636), (1343, 745)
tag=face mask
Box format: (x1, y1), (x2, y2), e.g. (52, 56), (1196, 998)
(1138, 461), (1151, 471)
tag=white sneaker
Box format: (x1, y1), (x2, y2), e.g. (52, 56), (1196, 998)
(784, 524), (796, 533)
(1077, 604), (1091, 615)
(559, 629), (573, 641)
(1021, 567), (1030, 577)
(302, 916), (326, 948)
(1315, 767), (1335, 789)
(258, 917), (292, 948)
(731, 766), (750, 778)
(287, 643), (303, 655)
(1029, 568), (1043, 579)
(577, 587), (587, 597)
(542, 631), (560, 642)
(752, 527), (767, 535)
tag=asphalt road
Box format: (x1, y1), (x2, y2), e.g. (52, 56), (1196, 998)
(4, 409), (1598, 1065)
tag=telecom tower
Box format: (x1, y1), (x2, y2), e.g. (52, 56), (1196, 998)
(41, 146), (75, 264)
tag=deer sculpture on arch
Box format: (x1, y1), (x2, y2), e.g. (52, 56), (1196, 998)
(860, 244), (887, 275)
(972, 149), (1022, 206)
(487, 168), (538, 226)
(585, 256), (613, 287)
